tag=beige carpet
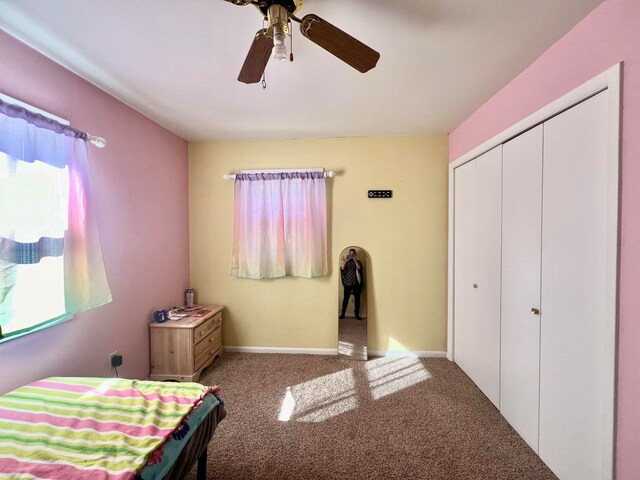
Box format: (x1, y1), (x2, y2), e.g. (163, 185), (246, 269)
(187, 353), (557, 480)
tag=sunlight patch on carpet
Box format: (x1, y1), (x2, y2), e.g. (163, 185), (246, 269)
(278, 387), (296, 421)
(277, 368), (358, 423)
(365, 357), (431, 400)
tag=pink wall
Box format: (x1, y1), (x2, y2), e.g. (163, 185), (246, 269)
(0, 31), (190, 394)
(449, 0), (640, 477)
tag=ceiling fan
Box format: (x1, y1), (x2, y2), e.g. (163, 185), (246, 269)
(223, 0), (380, 84)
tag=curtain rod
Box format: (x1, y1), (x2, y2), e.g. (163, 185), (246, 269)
(223, 169), (335, 180)
(0, 93), (107, 148)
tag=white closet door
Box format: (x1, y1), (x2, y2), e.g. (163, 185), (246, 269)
(453, 159), (477, 384)
(454, 146), (502, 407)
(500, 125), (543, 451)
(540, 91), (612, 480)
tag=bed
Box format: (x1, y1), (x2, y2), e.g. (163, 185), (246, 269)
(0, 377), (226, 479)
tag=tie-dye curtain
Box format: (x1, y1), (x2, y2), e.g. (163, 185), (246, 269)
(0, 99), (111, 341)
(232, 172), (328, 279)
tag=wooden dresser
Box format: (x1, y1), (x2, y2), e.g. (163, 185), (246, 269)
(149, 305), (223, 382)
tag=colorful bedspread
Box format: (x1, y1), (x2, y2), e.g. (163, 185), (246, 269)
(0, 377), (214, 480)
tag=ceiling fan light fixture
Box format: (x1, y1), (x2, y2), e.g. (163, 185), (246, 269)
(273, 32), (287, 61)
(268, 4), (289, 61)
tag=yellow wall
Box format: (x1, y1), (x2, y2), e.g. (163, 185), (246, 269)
(189, 135), (449, 352)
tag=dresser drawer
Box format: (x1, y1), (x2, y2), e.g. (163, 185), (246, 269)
(195, 325), (221, 359)
(195, 335), (222, 372)
(194, 312), (220, 343)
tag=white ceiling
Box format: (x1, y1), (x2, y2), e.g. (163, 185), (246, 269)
(0, 0), (602, 142)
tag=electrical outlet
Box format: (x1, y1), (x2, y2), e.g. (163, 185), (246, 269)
(109, 351), (123, 369)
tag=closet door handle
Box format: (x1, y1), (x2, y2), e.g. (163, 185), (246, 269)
(531, 307), (540, 315)
(472, 283), (478, 289)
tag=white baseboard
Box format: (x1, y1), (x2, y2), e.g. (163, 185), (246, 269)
(224, 346), (338, 355)
(224, 346), (447, 358)
(368, 350), (447, 358)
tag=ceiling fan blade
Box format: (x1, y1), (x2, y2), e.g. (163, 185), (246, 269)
(299, 14), (380, 73)
(238, 29), (272, 84)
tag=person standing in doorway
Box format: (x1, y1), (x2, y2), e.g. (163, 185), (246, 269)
(340, 248), (363, 320)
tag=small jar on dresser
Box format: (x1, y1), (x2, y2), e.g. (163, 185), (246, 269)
(149, 305), (224, 382)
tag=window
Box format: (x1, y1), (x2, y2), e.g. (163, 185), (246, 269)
(231, 171), (328, 279)
(0, 97), (111, 342)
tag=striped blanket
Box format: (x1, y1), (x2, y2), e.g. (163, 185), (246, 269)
(0, 377), (214, 480)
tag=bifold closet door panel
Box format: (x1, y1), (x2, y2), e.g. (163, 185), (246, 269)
(540, 91), (611, 480)
(453, 159), (476, 388)
(453, 146), (502, 407)
(500, 125), (543, 451)
(473, 147), (503, 407)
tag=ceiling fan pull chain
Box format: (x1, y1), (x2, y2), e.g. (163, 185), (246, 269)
(289, 19), (294, 62)
(261, 16), (267, 89)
